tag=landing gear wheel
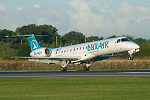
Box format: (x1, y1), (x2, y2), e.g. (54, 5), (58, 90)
(83, 66), (90, 71)
(129, 57), (133, 60)
(60, 67), (67, 72)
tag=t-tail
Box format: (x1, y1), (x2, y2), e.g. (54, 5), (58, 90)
(5, 34), (49, 52)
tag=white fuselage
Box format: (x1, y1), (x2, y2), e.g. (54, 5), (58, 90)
(49, 37), (139, 62)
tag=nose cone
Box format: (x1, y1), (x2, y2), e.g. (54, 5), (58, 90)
(132, 43), (140, 49)
(124, 42), (140, 50)
(121, 41), (140, 53)
(127, 42), (140, 53)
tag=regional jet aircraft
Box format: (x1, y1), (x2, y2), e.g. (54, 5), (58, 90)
(6, 34), (140, 71)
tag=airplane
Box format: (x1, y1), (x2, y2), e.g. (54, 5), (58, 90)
(6, 34), (140, 71)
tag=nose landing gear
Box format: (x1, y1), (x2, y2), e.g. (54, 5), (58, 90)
(128, 48), (140, 60)
(128, 50), (134, 60)
(129, 56), (133, 60)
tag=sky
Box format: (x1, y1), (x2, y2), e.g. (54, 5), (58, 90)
(0, 0), (150, 39)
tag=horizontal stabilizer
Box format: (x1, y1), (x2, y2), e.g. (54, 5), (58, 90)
(5, 34), (49, 37)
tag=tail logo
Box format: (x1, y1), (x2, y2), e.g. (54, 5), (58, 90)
(31, 40), (38, 50)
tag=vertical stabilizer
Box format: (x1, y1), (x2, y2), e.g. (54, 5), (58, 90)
(27, 34), (41, 51)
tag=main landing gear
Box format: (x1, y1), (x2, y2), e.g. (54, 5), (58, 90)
(60, 61), (92, 71)
(83, 63), (91, 71)
(60, 61), (69, 72)
(60, 67), (67, 72)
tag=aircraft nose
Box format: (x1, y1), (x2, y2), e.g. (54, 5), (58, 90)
(133, 43), (140, 49)
(129, 42), (140, 51)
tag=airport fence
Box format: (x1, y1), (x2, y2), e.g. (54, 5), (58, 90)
(0, 61), (150, 71)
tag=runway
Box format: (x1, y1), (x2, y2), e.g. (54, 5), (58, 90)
(0, 70), (150, 77)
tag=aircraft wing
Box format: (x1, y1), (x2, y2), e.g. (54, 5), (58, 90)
(11, 56), (81, 61)
(99, 54), (124, 57)
(92, 54), (124, 61)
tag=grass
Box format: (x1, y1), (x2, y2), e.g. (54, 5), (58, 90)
(0, 77), (150, 100)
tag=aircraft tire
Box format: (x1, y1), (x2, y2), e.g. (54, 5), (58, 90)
(129, 57), (133, 60)
(60, 67), (67, 72)
(83, 66), (90, 71)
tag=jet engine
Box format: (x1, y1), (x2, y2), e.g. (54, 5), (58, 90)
(30, 48), (51, 57)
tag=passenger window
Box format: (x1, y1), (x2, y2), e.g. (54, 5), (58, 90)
(70, 49), (72, 52)
(61, 50), (63, 53)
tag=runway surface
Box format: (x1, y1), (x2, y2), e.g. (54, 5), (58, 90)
(0, 70), (150, 77)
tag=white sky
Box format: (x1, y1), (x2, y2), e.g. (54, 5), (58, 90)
(0, 0), (150, 39)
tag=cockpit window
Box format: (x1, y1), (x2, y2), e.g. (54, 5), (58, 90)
(121, 38), (130, 42)
(117, 38), (130, 43)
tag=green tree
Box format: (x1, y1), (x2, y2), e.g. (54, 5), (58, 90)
(17, 43), (30, 56)
(62, 31), (85, 46)
(134, 43), (150, 57)
(107, 35), (117, 39)
(15, 24), (60, 48)
(0, 29), (16, 43)
(0, 42), (17, 59)
(86, 36), (103, 42)
(133, 37), (147, 44)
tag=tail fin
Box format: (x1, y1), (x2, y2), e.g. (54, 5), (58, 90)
(27, 34), (41, 51)
(5, 34), (49, 51)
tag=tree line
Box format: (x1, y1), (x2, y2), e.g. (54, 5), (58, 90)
(0, 24), (150, 59)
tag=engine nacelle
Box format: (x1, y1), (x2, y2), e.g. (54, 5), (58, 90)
(30, 48), (51, 57)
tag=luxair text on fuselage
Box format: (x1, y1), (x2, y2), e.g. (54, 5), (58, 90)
(87, 41), (109, 51)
